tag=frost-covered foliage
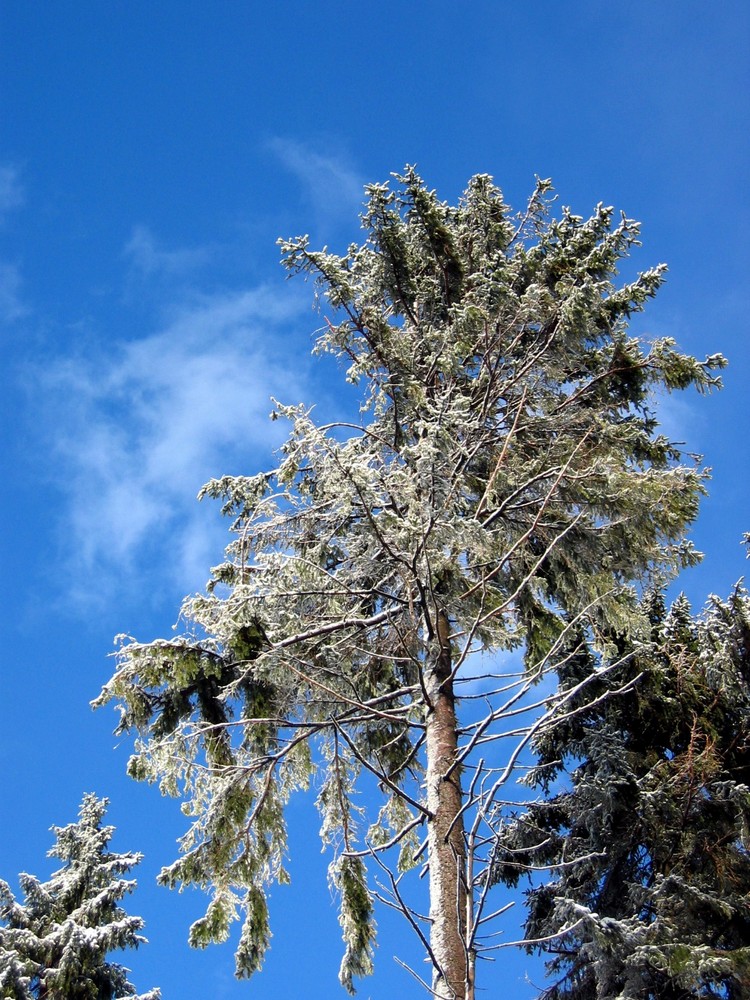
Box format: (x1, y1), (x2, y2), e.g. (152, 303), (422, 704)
(95, 169), (724, 999)
(496, 587), (750, 999)
(0, 795), (159, 1000)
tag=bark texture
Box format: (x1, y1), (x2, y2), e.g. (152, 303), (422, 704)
(425, 611), (467, 1000)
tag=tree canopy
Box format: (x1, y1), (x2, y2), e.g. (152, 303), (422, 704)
(0, 795), (159, 1000)
(95, 168), (725, 999)
(497, 585), (750, 999)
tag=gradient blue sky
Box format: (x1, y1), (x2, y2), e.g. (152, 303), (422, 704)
(1, 3), (748, 998)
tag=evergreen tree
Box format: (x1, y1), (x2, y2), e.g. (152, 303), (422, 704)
(0, 795), (159, 1000)
(496, 586), (750, 998)
(95, 169), (724, 998)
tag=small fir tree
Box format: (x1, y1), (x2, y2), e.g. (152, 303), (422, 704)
(496, 586), (750, 998)
(0, 795), (159, 1000)
(95, 169), (724, 998)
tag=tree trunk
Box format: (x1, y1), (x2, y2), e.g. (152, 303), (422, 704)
(425, 610), (468, 1000)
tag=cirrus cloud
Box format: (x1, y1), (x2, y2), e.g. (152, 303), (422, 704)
(38, 282), (312, 600)
(266, 136), (366, 227)
(0, 165), (24, 221)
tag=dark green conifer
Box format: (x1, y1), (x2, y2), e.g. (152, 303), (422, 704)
(0, 796), (159, 1000)
(496, 587), (750, 998)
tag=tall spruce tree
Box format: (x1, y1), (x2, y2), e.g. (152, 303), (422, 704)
(496, 586), (750, 998)
(0, 795), (159, 1000)
(95, 169), (724, 998)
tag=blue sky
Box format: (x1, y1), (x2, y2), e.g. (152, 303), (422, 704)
(1, 3), (748, 997)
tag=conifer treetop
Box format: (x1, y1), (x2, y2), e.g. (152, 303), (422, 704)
(96, 169), (724, 998)
(0, 794), (159, 1000)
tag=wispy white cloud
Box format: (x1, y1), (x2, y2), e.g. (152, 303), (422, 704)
(0, 262), (26, 323)
(0, 165), (24, 221)
(649, 389), (701, 449)
(123, 224), (212, 279)
(39, 283), (310, 601)
(266, 137), (365, 225)
(0, 166), (26, 322)
(456, 645), (526, 697)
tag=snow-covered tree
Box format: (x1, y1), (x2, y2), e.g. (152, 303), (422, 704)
(95, 169), (724, 999)
(497, 586), (750, 998)
(0, 795), (159, 1000)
